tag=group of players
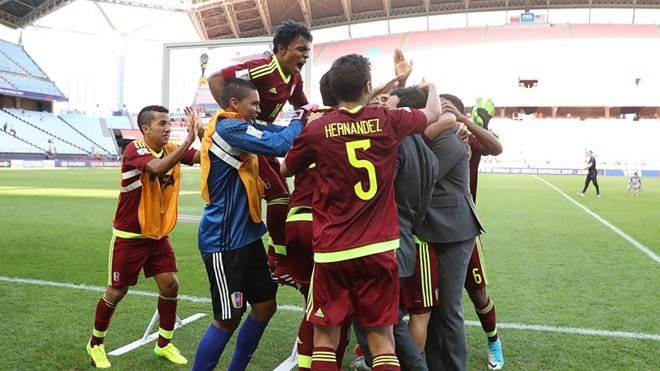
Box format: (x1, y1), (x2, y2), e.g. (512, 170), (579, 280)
(85, 20), (507, 371)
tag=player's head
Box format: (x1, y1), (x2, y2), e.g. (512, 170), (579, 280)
(439, 93), (465, 113)
(319, 71), (338, 107)
(586, 150), (593, 156)
(329, 54), (372, 104)
(137, 105), (170, 147)
(221, 78), (261, 120)
(387, 86), (428, 109)
(273, 20), (312, 76)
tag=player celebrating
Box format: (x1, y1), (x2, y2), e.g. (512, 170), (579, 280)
(192, 79), (314, 371)
(85, 106), (201, 369)
(281, 54), (440, 370)
(628, 171), (643, 196)
(207, 20), (312, 281)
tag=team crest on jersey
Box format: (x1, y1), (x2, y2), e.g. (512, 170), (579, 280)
(231, 291), (244, 308)
(136, 147), (150, 156)
(236, 68), (250, 80)
(113, 272), (120, 282)
(262, 178), (271, 190)
(290, 84), (296, 96)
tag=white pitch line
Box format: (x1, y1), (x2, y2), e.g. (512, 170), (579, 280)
(2, 276), (658, 342)
(533, 175), (660, 264)
(108, 313), (207, 356)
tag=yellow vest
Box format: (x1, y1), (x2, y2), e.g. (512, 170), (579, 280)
(136, 140), (180, 240)
(201, 109), (264, 223)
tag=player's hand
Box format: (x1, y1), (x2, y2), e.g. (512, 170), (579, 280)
(471, 98), (495, 127)
(273, 265), (300, 288)
(393, 48), (413, 85)
(184, 106), (203, 133)
(455, 122), (471, 142)
(372, 75), (403, 101)
(292, 104), (319, 124)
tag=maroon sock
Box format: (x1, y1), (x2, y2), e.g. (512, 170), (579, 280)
(157, 295), (178, 348)
(311, 346), (338, 371)
(297, 316), (314, 370)
(476, 297), (499, 342)
(372, 353), (400, 370)
(91, 296), (116, 347)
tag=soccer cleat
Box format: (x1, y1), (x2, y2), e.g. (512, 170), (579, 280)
(577, 192), (584, 197)
(86, 340), (111, 368)
(595, 194), (601, 198)
(350, 355), (372, 371)
(154, 343), (188, 365)
(487, 339), (504, 370)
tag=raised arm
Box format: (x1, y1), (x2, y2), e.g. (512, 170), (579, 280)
(207, 70), (226, 106)
(144, 110), (201, 175)
(442, 101), (502, 156)
(420, 83), (440, 124)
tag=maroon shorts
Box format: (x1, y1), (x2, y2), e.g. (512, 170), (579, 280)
(259, 156), (290, 201)
(400, 241), (440, 314)
(464, 237), (489, 291)
(109, 235), (178, 287)
(285, 215), (313, 285)
(306, 251), (399, 328)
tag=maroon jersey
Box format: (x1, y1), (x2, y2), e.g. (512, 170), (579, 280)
(221, 54), (307, 123)
(289, 165), (317, 209)
(468, 135), (482, 202)
(113, 140), (196, 235)
(284, 105), (427, 262)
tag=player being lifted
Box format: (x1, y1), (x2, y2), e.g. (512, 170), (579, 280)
(208, 20), (312, 283)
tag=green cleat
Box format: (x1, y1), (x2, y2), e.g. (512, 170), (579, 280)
(86, 340), (111, 368)
(154, 343), (188, 365)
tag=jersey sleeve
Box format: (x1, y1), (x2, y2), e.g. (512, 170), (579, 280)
(180, 148), (197, 165)
(221, 62), (250, 82)
(283, 127), (313, 176)
(123, 141), (156, 172)
(387, 107), (427, 141)
(219, 118), (304, 157)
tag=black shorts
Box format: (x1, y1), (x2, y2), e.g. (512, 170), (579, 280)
(202, 239), (277, 321)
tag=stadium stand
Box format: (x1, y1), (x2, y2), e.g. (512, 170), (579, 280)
(404, 27), (486, 50)
(487, 24), (570, 43)
(0, 39), (47, 78)
(60, 113), (118, 156)
(105, 116), (133, 129)
(315, 33), (403, 64)
(571, 24), (659, 39)
(0, 109), (85, 154)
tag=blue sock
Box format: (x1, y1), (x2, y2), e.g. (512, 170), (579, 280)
(192, 323), (232, 371)
(228, 315), (269, 371)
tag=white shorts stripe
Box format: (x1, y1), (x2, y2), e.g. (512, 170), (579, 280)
(212, 252), (231, 320)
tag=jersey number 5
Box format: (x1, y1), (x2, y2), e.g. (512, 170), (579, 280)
(346, 139), (377, 201)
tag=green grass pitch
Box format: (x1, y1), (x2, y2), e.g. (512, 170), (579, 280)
(0, 168), (658, 370)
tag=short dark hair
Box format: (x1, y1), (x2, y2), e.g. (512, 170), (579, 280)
(329, 54), (371, 103)
(439, 93), (464, 114)
(221, 78), (258, 108)
(390, 86), (428, 109)
(137, 105), (168, 133)
(272, 20), (313, 53)
(319, 71), (338, 107)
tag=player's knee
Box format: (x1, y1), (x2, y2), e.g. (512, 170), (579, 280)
(251, 299), (277, 322)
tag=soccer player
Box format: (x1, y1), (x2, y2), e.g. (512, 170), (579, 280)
(281, 54), (440, 370)
(628, 171), (643, 196)
(192, 78), (313, 371)
(441, 95), (506, 370)
(207, 20), (312, 282)
(578, 150), (601, 197)
(85, 105), (202, 369)
(285, 71), (353, 370)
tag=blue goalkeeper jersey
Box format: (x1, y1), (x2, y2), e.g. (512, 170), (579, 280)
(198, 117), (303, 253)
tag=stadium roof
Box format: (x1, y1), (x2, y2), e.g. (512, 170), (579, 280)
(1, 0), (659, 40)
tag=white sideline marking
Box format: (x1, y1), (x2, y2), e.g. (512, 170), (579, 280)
(178, 214), (201, 223)
(108, 313), (206, 356)
(534, 175), (660, 264)
(2, 276), (658, 341)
